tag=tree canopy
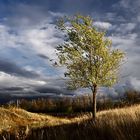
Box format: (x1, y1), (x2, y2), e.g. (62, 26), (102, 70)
(56, 15), (124, 90)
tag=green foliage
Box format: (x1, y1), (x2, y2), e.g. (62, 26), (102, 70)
(56, 15), (125, 89)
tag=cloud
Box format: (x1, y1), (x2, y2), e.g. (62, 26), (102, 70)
(0, 0), (140, 102)
(126, 77), (140, 91)
(0, 19), (63, 60)
(0, 72), (140, 103)
(118, 0), (140, 11)
(0, 24), (18, 48)
(37, 54), (49, 60)
(0, 15), (64, 79)
(108, 32), (140, 78)
(0, 71), (74, 102)
(49, 11), (64, 18)
(112, 0), (140, 23)
(114, 77), (140, 95)
(22, 23), (63, 60)
(94, 21), (112, 30)
(111, 23), (136, 35)
(0, 59), (40, 78)
(0, 72), (45, 88)
(34, 86), (73, 96)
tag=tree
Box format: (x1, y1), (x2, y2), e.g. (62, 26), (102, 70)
(56, 15), (124, 119)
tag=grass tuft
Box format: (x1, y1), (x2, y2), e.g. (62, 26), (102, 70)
(0, 105), (140, 139)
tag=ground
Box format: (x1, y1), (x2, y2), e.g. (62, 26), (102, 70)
(0, 105), (140, 140)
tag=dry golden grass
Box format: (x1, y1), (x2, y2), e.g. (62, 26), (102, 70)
(97, 104), (140, 121)
(0, 106), (90, 134)
(0, 107), (66, 132)
(0, 104), (140, 139)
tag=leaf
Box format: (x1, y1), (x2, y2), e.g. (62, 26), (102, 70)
(56, 14), (125, 89)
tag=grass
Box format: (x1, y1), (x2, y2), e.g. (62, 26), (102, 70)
(5, 90), (140, 114)
(0, 105), (140, 139)
(0, 107), (89, 134)
(0, 107), (68, 131)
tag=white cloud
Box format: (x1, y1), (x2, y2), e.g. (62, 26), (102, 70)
(23, 23), (63, 59)
(0, 14), (66, 84)
(113, 23), (136, 34)
(0, 71), (46, 88)
(108, 30), (140, 80)
(0, 22), (63, 60)
(0, 10), (139, 92)
(49, 11), (65, 17)
(94, 21), (112, 30)
(127, 78), (140, 91)
(109, 33), (137, 48)
(0, 24), (18, 49)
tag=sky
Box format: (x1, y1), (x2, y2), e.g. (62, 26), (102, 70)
(0, 0), (140, 101)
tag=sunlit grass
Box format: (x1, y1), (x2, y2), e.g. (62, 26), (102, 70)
(0, 107), (67, 132)
(0, 104), (140, 139)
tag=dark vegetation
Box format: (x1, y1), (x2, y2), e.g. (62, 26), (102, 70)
(2, 90), (140, 115)
(0, 90), (140, 140)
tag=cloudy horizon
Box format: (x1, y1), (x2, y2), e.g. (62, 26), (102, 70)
(0, 0), (140, 102)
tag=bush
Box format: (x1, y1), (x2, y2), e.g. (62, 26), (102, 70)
(2, 90), (140, 114)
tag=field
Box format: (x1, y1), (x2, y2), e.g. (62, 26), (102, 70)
(0, 104), (140, 140)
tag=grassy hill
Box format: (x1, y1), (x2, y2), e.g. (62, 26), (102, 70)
(0, 105), (140, 140)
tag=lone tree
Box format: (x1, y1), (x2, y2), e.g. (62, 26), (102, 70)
(56, 15), (124, 119)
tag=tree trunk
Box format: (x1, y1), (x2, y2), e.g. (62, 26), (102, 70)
(92, 84), (97, 119)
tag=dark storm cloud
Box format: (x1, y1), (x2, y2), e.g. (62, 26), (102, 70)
(0, 0), (109, 11)
(35, 86), (64, 94)
(0, 0), (140, 102)
(34, 86), (74, 96)
(0, 0), (120, 20)
(1, 87), (24, 91)
(0, 59), (40, 78)
(0, 85), (74, 103)
(38, 54), (49, 60)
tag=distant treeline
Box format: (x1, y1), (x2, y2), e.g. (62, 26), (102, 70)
(2, 90), (140, 114)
